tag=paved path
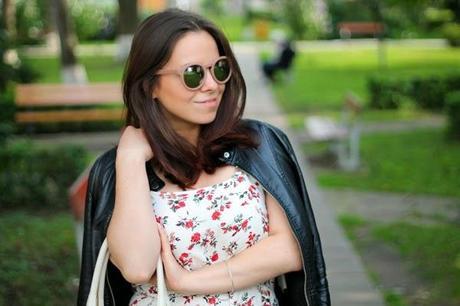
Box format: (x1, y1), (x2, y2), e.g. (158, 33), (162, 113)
(322, 188), (460, 224)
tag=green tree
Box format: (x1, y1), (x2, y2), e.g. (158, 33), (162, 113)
(280, 0), (309, 39)
(200, 0), (223, 15)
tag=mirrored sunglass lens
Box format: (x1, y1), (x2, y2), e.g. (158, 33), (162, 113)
(213, 59), (230, 82)
(183, 65), (204, 88)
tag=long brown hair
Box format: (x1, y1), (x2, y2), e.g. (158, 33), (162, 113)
(122, 8), (258, 189)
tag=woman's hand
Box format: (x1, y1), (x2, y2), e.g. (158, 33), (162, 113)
(117, 126), (153, 162)
(157, 223), (192, 293)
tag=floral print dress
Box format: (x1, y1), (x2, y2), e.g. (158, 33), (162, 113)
(129, 168), (279, 306)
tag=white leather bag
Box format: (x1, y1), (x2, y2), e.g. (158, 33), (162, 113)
(86, 238), (169, 306)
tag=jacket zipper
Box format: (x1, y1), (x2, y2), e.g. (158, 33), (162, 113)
(233, 164), (311, 306)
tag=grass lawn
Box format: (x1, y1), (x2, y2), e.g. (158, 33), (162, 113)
(0, 211), (79, 306)
(304, 128), (460, 197)
(272, 46), (460, 112)
(339, 214), (460, 306)
(23, 55), (125, 83)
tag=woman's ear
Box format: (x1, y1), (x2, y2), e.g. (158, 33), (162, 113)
(152, 87), (159, 101)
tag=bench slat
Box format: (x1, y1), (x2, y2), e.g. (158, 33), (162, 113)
(338, 22), (384, 34)
(16, 83), (123, 106)
(16, 109), (124, 123)
(304, 116), (348, 141)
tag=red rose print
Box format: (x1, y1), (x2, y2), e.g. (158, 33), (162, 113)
(141, 171), (278, 304)
(212, 211), (221, 220)
(207, 296), (217, 304)
(191, 232), (201, 242)
(264, 224), (270, 233)
(210, 252), (219, 262)
(180, 253), (189, 260)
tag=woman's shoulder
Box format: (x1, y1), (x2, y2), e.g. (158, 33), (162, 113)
(242, 118), (288, 137)
(91, 147), (117, 173)
(87, 147), (117, 187)
(241, 119), (291, 147)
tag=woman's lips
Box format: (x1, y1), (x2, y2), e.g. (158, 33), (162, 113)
(195, 98), (218, 106)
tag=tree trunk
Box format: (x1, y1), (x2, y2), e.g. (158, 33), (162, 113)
(52, 0), (87, 83)
(1, 0), (16, 40)
(116, 0), (139, 61)
(368, 0), (387, 69)
(1, 0), (16, 36)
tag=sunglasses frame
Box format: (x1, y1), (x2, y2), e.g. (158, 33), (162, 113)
(155, 56), (232, 91)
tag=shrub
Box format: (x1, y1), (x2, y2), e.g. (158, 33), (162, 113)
(0, 88), (17, 146)
(0, 212), (79, 305)
(446, 91), (460, 140)
(0, 123), (15, 145)
(442, 22), (460, 47)
(445, 73), (460, 91)
(367, 74), (460, 111)
(367, 76), (411, 109)
(411, 76), (448, 110)
(0, 140), (90, 210)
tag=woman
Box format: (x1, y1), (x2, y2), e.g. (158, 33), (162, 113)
(77, 8), (330, 306)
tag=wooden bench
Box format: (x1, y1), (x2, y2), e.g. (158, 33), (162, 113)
(15, 82), (124, 125)
(337, 22), (384, 39)
(304, 92), (363, 170)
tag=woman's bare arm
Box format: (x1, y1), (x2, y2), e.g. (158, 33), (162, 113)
(107, 126), (161, 284)
(159, 191), (303, 295)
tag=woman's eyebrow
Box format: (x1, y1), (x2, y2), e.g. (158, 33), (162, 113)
(180, 57), (220, 68)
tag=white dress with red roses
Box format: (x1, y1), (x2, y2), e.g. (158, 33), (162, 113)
(129, 168), (279, 306)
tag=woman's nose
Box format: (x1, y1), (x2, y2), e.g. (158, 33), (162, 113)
(200, 68), (218, 91)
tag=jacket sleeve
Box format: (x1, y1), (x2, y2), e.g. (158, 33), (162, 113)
(76, 148), (117, 306)
(272, 125), (331, 305)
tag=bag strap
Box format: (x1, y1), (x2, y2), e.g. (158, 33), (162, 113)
(86, 238), (169, 306)
(156, 255), (169, 305)
(87, 239), (109, 306)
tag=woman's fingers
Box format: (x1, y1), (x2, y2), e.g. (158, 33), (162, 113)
(117, 126), (153, 161)
(157, 223), (169, 251)
(156, 223), (190, 292)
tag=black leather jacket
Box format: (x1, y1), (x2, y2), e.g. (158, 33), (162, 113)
(77, 119), (330, 306)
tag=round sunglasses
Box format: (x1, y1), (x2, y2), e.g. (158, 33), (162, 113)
(156, 56), (232, 91)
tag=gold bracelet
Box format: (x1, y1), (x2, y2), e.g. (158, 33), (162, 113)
(224, 259), (235, 294)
